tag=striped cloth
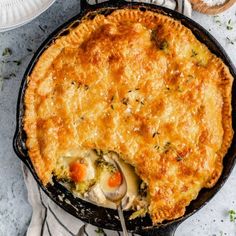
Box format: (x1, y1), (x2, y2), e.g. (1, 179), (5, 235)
(88, 0), (192, 17)
(23, 1), (192, 236)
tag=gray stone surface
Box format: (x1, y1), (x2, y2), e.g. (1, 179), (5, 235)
(0, 1), (235, 235)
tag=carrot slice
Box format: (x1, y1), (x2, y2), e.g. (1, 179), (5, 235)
(108, 171), (122, 188)
(69, 161), (87, 182)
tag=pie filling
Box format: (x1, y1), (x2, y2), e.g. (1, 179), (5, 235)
(54, 150), (148, 219)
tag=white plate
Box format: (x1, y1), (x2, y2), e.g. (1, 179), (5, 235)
(0, 0), (55, 32)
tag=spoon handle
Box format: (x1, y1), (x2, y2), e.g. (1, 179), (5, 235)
(117, 203), (129, 236)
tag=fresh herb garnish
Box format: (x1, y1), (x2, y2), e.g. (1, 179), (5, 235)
(2, 48), (12, 56)
(95, 157), (116, 174)
(151, 29), (158, 42)
(226, 19), (234, 30)
(135, 98), (144, 105)
(226, 37), (235, 45)
(9, 73), (16, 77)
(163, 142), (171, 153)
(160, 40), (168, 50)
(177, 86), (183, 92)
(38, 25), (46, 33)
(191, 49), (198, 57)
(95, 227), (106, 235)
(227, 25), (233, 30)
(0, 73), (16, 81)
(111, 104), (114, 110)
(151, 30), (168, 50)
(111, 95), (114, 101)
(1, 60), (21, 65)
(2, 76), (10, 80)
(121, 97), (129, 105)
(13, 60), (21, 66)
(176, 155), (183, 161)
(152, 131), (160, 138)
(229, 209), (236, 222)
(213, 15), (222, 26)
(129, 208), (147, 220)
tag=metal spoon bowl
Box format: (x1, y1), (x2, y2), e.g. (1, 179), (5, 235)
(101, 159), (129, 236)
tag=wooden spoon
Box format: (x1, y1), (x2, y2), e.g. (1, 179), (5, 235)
(190, 0), (236, 14)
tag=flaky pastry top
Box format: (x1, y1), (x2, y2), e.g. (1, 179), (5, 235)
(24, 9), (233, 223)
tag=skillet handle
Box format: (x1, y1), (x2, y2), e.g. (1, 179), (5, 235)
(139, 222), (181, 236)
(13, 128), (28, 166)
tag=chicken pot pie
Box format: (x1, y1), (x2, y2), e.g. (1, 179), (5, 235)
(24, 9), (234, 224)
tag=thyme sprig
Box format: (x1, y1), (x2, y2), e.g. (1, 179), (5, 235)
(2, 48), (12, 56)
(226, 19), (234, 30)
(95, 227), (106, 235)
(226, 37), (236, 45)
(229, 209), (236, 222)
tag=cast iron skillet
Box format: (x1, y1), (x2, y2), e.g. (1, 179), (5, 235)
(13, 0), (236, 235)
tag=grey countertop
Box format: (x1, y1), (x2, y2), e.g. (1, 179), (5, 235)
(0, 1), (236, 235)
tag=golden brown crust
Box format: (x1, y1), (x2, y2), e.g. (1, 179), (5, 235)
(24, 9), (234, 223)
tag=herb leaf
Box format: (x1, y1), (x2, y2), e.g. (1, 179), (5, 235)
(191, 49), (198, 57)
(226, 19), (234, 30)
(38, 25), (46, 33)
(121, 97), (129, 105)
(95, 227), (106, 235)
(229, 209), (236, 222)
(13, 60), (21, 66)
(152, 131), (160, 138)
(163, 141), (171, 153)
(2, 48), (12, 57)
(227, 25), (233, 30)
(160, 40), (168, 50)
(226, 37), (235, 45)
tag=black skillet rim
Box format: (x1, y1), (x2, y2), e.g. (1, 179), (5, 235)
(13, 0), (236, 234)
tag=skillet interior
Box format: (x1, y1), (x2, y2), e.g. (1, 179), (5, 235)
(13, 0), (236, 234)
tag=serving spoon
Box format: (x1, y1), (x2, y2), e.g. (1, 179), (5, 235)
(101, 159), (129, 236)
(76, 158), (128, 236)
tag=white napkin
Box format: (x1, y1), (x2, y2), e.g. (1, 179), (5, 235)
(23, 1), (192, 235)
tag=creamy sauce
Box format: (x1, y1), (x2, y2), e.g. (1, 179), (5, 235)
(61, 150), (139, 210)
